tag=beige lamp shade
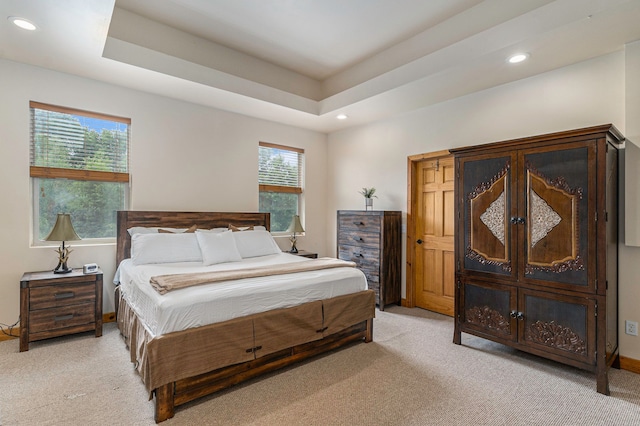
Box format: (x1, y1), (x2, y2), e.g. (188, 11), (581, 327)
(44, 213), (81, 242)
(287, 215), (305, 234)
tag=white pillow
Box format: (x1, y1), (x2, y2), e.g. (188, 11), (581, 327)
(196, 227), (229, 233)
(233, 230), (282, 258)
(131, 233), (203, 265)
(195, 230), (242, 265)
(127, 226), (189, 236)
(128, 226), (160, 236)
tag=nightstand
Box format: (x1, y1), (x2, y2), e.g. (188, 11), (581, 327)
(20, 268), (103, 352)
(284, 250), (318, 259)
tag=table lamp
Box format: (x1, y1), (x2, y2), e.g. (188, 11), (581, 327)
(287, 215), (305, 253)
(44, 213), (81, 274)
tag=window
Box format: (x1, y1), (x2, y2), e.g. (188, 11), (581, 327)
(258, 142), (304, 232)
(30, 101), (130, 243)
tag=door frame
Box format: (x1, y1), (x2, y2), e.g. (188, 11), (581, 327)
(406, 149), (452, 308)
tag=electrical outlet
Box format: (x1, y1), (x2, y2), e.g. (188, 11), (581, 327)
(625, 320), (638, 336)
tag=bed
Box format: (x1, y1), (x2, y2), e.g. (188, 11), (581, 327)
(114, 211), (375, 423)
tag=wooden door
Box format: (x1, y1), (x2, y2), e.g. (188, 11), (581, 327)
(414, 156), (455, 316)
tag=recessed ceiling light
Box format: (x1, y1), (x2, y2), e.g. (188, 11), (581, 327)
(8, 16), (37, 31)
(508, 53), (529, 64)
(336, 114), (348, 120)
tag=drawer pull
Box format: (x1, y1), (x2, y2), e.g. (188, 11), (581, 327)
(54, 292), (75, 299)
(54, 314), (74, 322)
(353, 221), (365, 226)
(245, 345), (263, 354)
(354, 253), (364, 258)
(353, 237), (364, 242)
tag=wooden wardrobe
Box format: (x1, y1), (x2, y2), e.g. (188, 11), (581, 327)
(451, 124), (622, 394)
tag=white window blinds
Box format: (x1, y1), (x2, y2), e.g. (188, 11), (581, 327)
(258, 142), (304, 193)
(30, 101), (130, 182)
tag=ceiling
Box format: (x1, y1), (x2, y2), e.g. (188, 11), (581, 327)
(1, 0), (640, 133)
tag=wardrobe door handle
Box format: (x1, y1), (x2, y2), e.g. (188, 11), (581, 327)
(416, 239), (423, 244)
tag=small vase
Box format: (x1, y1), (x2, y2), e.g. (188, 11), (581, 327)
(365, 197), (374, 211)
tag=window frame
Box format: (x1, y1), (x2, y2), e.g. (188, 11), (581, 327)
(30, 101), (131, 246)
(258, 141), (305, 235)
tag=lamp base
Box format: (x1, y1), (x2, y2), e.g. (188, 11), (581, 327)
(53, 242), (74, 274)
(289, 235), (299, 253)
(53, 261), (72, 274)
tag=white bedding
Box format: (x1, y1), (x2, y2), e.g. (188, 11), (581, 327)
(115, 253), (368, 336)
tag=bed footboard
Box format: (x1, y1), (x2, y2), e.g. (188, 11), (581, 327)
(117, 289), (375, 423)
(153, 318), (373, 423)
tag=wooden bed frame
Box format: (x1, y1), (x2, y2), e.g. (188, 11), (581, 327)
(115, 211), (375, 423)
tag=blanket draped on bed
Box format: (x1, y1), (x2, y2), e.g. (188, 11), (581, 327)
(149, 257), (357, 294)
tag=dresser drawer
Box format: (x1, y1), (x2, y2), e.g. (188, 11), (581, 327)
(357, 267), (380, 301)
(338, 230), (380, 247)
(338, 245), (380, 270)
(362, 269), (380, 285)
(29, 282), (96, 310)
(29, 303), (96, 333)
(337, 214), (381, 233)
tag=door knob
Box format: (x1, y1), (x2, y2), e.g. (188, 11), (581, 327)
(417, 239), (423, 244)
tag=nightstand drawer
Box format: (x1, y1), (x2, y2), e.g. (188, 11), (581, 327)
(29, 282), (96, 310)
(29, 303), (96, 333)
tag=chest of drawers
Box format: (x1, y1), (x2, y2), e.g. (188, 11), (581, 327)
(337, 210), (401, 310)
(20, 269), (103, 351)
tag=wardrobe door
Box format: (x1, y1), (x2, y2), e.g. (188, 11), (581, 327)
(518, 288), (596, 364)
(459, 279), (517, 343)
(519, 143), (596, 293)
(459, 153), (517, 280)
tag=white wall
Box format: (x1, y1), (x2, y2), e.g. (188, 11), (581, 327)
(0, 58), (328, 327)
(620, 40), (640, 361)
(2, 46), (639, 361)
(624, 40), (640, 246)
(327, 49), (640, 360)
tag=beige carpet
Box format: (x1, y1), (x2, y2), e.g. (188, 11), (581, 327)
(1, 306), (639, 425)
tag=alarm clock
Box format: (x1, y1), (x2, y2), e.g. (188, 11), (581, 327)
(83, 263), (99, 274)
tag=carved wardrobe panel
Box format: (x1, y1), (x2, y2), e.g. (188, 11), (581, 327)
(452, 125), (622, 395)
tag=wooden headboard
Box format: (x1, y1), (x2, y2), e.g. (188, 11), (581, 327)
(116, 211), (270, 266)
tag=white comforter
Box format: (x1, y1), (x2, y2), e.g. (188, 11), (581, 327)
(115, 253), (368, 337)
